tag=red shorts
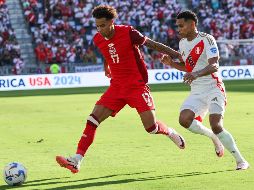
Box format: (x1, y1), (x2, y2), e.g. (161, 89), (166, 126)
(96, 84), (155, 117)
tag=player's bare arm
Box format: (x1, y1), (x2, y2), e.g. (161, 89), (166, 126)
(183, 56), (219, 84)
(145, 38), (181, 59)
(161, 54), (186, 72)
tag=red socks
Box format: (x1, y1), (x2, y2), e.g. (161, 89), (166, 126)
(76, 114), (99, 156)
(76, 117), (169, 156)
(145, 120), (169, 136)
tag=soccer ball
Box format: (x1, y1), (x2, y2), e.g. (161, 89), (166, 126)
(3, 162), (27, 186)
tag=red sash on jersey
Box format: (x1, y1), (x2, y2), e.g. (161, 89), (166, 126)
(185, 40), (204, 72)
(211, 73), (227, 106)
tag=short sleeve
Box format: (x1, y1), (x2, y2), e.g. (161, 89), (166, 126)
(179, 40), (183, 54)
(91, 39), (97, 48)
(205, 35), (219, 59)
(129, 27), (147, 45)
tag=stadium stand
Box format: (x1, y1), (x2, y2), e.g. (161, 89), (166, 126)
(0, 0), (253, 75)
(19, 0), (182, 71)
(191, 0), (253, 65)
(0, 0), (25, 74)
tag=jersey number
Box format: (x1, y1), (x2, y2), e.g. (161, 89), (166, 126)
(142, 93), (153, 107)
(108, 43), (119, 63)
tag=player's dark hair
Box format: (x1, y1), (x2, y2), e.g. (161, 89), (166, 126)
(92, 5), (118, 20)
(177, 10), (198, 25)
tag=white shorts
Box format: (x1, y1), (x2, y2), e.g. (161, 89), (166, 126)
(180, 87), (227, 119)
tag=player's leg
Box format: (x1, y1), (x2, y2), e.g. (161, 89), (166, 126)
(129, 85), (185, 149)
(56, 105), (113, 173)
(139, 110), (185, 149)
(179, 96), (215, 138)
(126, 85), (185, 149)
(209, 104), (249, 170)
(56, 85), (125, 173)
(179, 95), (224, 157)
(76, 105), (113, 156)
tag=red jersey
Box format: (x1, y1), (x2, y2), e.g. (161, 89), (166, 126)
(93, 25), (148, 86)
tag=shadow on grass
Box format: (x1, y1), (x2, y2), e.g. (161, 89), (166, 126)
(25, 177), (71, 184)
(0, 169), (234, 189)
(47, 169), (235, 190)
(0, 171), (153, 189)
(1, 80), (253, 98)
(0, 177), (70, 189)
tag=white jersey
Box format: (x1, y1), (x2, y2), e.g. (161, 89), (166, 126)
(179, 32), (225, 93)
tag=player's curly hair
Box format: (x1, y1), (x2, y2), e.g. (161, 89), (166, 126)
(177, 10), (198, 25)
(92, 5), (118, 20)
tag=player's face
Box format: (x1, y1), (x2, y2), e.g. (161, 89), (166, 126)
(95, 18), (114, 38)
(176, 18), (193, 38)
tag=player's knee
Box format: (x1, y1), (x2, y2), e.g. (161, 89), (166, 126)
(87, 114), (100, 128)
(210, 119), (223, 134)
(209, 114), (223, 134)
(179, 110), (195, 128)
(211, 123), (223, 134)
(179, 114), (193, 128)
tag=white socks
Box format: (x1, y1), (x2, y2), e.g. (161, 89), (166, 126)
(216, 130), (245, 163)
(74, 154), (84, 162)
(188, 119), (216, 139)
(188, 120), (246, 163)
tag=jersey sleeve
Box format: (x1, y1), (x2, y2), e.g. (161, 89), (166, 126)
(204, 35), (219, 59)
(90, 39), (97, 48)
(179, 40), (183, 55)
(129, 27), (147, 45)
(92, 33), (99, 47)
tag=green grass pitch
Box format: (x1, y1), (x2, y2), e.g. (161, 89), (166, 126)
(0, 80), (253, 189)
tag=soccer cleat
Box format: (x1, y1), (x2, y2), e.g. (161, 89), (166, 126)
(236, 161), (250, 170)
(212, 137), (224, 157)
(56, 155), (81, 174)
(168, 128), (185, 149)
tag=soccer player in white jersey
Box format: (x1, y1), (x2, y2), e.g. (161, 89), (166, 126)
(161, 10), (249, 170)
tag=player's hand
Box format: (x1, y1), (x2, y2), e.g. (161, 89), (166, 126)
(183, 72), (199, 85)
(105, 66), (111, 78)
(105, 70), (111, 78)
(161, 54), (173, 66)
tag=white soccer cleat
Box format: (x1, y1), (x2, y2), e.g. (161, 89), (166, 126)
(211, 136), (224, 157)
(168, 128), (185, 149)
(236, 161), (250, 170)
(56, 155), (81, 174)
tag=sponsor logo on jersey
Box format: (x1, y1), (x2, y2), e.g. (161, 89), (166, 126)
(187, 55), (195, 67)
(210, 47), (217, 54)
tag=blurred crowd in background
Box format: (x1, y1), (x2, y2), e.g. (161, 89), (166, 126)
(0, 0), (253, 74)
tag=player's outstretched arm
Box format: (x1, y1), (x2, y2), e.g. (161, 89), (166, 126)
(161, 54), (186, 72)
(193, 56), (219, 77)
(183, 56), (219, 84)
(145, 38), (181, 59)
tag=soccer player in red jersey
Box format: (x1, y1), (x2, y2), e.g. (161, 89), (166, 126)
(161, 10), (249, 170)
(56, 5), (185, 173)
